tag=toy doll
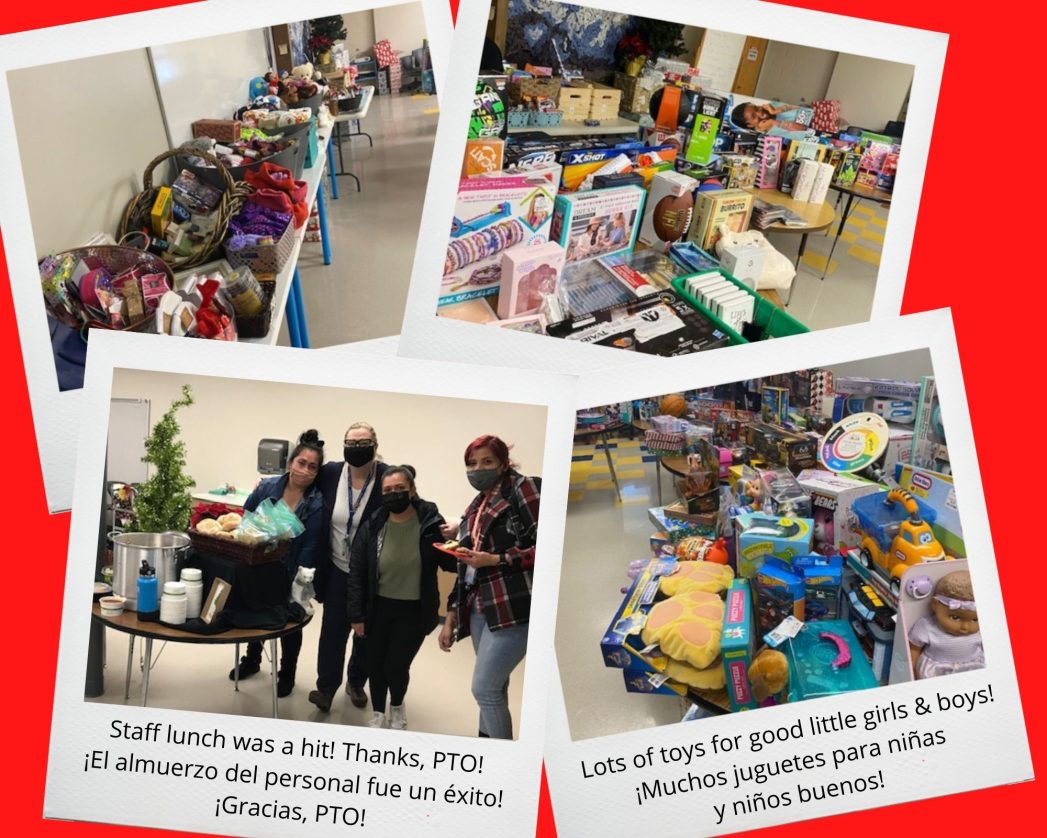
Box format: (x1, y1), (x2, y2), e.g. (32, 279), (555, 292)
(908, 570), (983, 679)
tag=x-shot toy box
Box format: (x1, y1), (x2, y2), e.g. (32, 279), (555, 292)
(722, 579), (756, 711)
(601, 558), (677, 669)
(734, 512), (814, 578)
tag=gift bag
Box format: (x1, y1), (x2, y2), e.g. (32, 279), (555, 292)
(244, 163), (309, 228)
(810, 99), (841, 134)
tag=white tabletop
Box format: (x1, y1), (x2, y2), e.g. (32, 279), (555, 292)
(191, 490), (252, 507)
(333, 85), (374, 123)
(508, 116), (641, 137)
(240, 120), (332, 345)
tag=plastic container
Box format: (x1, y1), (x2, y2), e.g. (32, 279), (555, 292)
(174, 141), (299, 191)
(99, 596), (126, 617)
(180, 568), (204, 620)
(670, 270), (809, 345)
(160, 580), (188, 625)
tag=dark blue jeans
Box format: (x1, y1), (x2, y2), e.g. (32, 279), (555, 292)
(316, 564), (368, 694)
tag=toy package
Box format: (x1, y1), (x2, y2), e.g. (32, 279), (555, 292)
(793, 554), (843, 621)
(734, 512), (814, 578)
(559, 145), (677, 193)
(757, 467), (812, 518)
(796, 468), (880, 555)
(441, 169), (561, 307)
(746, 422), (819, 474)
(760, 385), (790, 424)
(688, 188), (755, 253)
(755, 558), (805, 635)
(785, 619), (878, 701)
(638, 171), (698, 252)
(551, 185), (646, 264)
(470, 75), (509, 139)
(894, 464), (964, 557)
(597, 249), (690, 298)
(910, 375), (949, 475)
(497, 240), (565, 319)
(722, 579), (757, 711)
(462, 138), (505, 176)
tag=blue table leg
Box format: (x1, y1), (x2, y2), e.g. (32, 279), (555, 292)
(326, 136), (339, 201)
(285, 280), (302, 348)
(291, 268), (311, 349)
(316, 182), (332, 266)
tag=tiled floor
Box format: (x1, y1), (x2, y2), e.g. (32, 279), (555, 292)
(558, 432), (689, 741)
(90, 600), (525, 740)
(279, 92), (439, 347)
(768, 197), (888, 332)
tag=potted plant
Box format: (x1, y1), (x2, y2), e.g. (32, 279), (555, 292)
(615, 32), (653, 77)
(308, 15), (347, 66)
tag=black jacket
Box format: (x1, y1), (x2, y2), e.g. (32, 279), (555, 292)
(314, 460), (388, 601)
(346, 499), (454, 635)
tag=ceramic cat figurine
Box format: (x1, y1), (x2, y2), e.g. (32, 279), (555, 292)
(290, 566), (316, 616)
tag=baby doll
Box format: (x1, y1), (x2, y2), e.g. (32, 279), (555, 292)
(908, 570), (983, 679)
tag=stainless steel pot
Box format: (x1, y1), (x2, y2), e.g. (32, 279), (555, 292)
(110, 531), (191, 611)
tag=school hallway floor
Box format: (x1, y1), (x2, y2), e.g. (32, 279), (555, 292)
(769, 197), (889, 331)
(89, 605), (525, 739)
(278, 91), (440, 348)
(557, 430), (691, 741)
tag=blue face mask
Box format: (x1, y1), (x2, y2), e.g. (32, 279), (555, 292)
(467, 468), (501, 492)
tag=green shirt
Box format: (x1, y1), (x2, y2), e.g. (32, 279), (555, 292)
(377, 517), (422, 600)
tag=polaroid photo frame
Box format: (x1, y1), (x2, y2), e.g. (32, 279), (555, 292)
(0, 0), (452, 512)
(399, 0), (947, 374)
(544, 309), (1031, 836)
(44, 328), (574, 837)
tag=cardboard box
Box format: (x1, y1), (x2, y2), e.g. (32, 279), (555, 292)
(601, 558), (678, 668)
(735, 512), (814, 578)
(719, 242), (765, 288)
(755, 559), (805, 635)
(884, 423), (913, 473)
(638, 171), (698, 252)
(833, 376), (922, 401)
(551, 185), (646, 264)
(614, 72), (654, 113)
(894, 464), (965, 557)
(793, 554), (843, 621)
(761, 385), (790, 424)
(689, 189), (754, 252)
(758, 467), (812, 518)
(647, 505), (717, 543)
(462, 138), (505, 176)
(498, 240), (565, 319)
(746, 422), (818, 474)
(796, 468), (880, 556)
(722, 579), (756, 711)
(910, 375), (949, 475)
(440, 169), (560, 307)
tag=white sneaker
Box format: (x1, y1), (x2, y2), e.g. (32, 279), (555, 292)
(367, 711), (388, 729)
(389, 704), (407, 730)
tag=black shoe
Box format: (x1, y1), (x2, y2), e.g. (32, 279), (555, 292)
(277, 672), (295, 698)
(308, 689), (334, 712)
(229, 657), (262, 681)
(346, 685), (368, 709)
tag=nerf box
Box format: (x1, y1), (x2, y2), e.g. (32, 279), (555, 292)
(440, 169), (560, 307)
(722, 579), (756, 711)
(551, 185), (647, 264)
(735, 512), (814, 578)
(601, 558), (678, 668)
(793, 554), (843, 621)
(796, 469), (879, 556)
(755, 559), (805, 636)
(894, 464), (965, 557)
(559, 145), (677, 193)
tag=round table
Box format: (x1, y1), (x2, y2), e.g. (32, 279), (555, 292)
(92, 603), (311, 718)
(574, 421), (627, 502)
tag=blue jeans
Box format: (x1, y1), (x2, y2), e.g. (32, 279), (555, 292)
(469, 612), (528, 739)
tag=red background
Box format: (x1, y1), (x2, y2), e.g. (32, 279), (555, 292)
(1, 1), (1040, 835)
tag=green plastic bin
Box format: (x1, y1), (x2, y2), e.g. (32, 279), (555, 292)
(671, 270), (809, 344)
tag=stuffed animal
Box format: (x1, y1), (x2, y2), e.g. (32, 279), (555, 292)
(748, 648), (789, 704)
(658, 560), (734, 597)
(291, 62), (314, 79)
(641, 589), (725, 670)
(290, 566), (316, 616)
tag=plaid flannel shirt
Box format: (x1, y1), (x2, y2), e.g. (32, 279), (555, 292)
(451, 472), (540, 638)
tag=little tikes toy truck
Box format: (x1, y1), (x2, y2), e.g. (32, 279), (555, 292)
(851, 488), (946, 595)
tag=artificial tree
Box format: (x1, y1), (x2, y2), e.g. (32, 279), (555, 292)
(129, 385), (196, 533)
(634, 19), (686, 61)
(308, 15), (347, 63)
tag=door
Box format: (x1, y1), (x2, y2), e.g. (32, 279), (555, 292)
(732, 36), (768, 96)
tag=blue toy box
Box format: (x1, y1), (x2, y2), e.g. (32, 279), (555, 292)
(601, 558), (677, 669)
(793, 554), (844, 621)
(755, 559), (805, 635)
(734, 512), (814, 578)
(786, 619), (878, 701)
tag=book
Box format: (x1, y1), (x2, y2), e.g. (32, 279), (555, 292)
(688, 189), (755, 252)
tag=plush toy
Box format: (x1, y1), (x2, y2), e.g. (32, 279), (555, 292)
(291, 62), (314, 79)
(908, 570), (983, 679)
(748, 648), (789, 704)
(641, 589), (724, 669)
(663, 655), (726, 690)
(264, 71), (281, 96)
(659, 561), (734, 597)
(290, 566), (316, 616)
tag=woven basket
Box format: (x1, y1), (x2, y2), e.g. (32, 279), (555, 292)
(41, 245), (173, 334)
(120, 146), (251, 271)
(188, 528), (289, 566)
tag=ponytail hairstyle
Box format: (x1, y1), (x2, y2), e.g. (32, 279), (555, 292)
(382, 464), (418, 497)
(289, 429), (325, 465)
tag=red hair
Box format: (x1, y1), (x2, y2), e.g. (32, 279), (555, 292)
(464, 434), (517, 470)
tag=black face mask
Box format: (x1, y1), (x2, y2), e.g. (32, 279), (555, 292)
(344, 444), (375, 467)
(381, 490), (412, 514)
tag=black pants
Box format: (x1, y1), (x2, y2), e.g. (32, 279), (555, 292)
(366, 597), (425, 713)
(246, 629), (302, 676)
(316, 564), (368, 694)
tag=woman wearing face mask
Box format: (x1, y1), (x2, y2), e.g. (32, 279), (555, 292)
(309, 422), (387, 713)
(438, 435), (540, 739)
(346, 466), (453, 729)
(229, 429), (325, 697)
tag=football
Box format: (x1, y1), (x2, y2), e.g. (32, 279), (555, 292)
(651, 193), (695, 243)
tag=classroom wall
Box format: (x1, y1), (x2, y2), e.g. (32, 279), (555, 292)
(8, 50), (169, 258)
(109, 370), (548, 521)
(825, 52), (913, 130)
(373, 1), (428, 52)
(342, 9), (377, 58)
(754, 40), (838, 105)
(828, 349), (933, 381)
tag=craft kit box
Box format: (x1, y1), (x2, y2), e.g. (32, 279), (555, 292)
(722, 579), (757, 711)
(551, 185), (646, 264)
(796, 468), (880, 555)
(734, 512), (814, 578)
(497, 240), (565, 319)
(440, 169), (560, 307)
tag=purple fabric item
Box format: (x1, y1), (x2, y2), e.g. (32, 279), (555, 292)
(227, 203), (292, 250)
